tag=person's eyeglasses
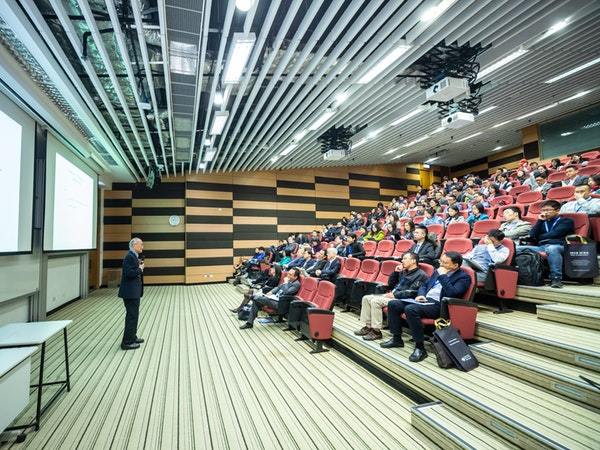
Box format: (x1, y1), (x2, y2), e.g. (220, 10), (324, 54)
(540, 208), (556, 212)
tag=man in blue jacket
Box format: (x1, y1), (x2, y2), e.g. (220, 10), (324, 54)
(381, 252), (472, 362)
(316, 248), (341, 281)
(118, 237), (145, 350)
(517, 200), (574, 288)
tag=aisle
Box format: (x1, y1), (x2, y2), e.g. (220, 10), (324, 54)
(0, 284), (433, 450)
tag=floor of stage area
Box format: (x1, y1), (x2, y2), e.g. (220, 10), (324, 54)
(0, 284), (434, 449)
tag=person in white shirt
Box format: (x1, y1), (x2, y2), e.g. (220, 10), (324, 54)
(562, 165), (585, 187)
(560, 182), (600, 215)
(463, 230), (510, 282)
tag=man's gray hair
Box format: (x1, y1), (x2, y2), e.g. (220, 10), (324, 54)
(326, 247), (337, 256)
(129, 237), (142, 251)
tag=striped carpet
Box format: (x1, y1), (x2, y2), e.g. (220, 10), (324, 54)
(0, 284), (433, 449)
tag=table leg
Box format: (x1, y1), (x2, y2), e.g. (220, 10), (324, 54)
(63, 328), (71, 392)
(35, 343), (45, 431)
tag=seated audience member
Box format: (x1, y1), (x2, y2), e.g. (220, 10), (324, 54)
(446, 195), (463, 210)
(463, 230), (510, 282)
(517, 200), (574, 288)
(301, 249), (326, 277)
(230, 265), (282, 313)
(591, 175), (600, 194)
(531, 171), (553, 196)
(514, 169), (529, 185)
(240, 268), (301, 329)
(364, 223), (385, 242)
(500, 206), (531, 239)
(355, 253), (427, 341)
(560, 182), (600, 215)
(562, 165), (585, 187)
(339, 233), (365, 258)
(471, 193), (490, 209)
(401, 220), (415, 240)
(497, 173), (513, 192)
(422, 208), (444, 227)
(466, 203), (489, 227)
(487, 184), (501, 202)
(284, 249), (309, 270)
(569, 154), (587, 167)
(410, 225), (437, 266)
(316, 248), (341, 281)
(549, 158), (563, 171)
(444, 205), (465, 227)
(518, 158), (530, 173)
(459, 186), (477, 204)
(381, 252), (472, 362)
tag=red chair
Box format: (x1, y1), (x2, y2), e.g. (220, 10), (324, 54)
(355, 228), (365, 238)
(445, 222), (470, 239)
(490, 195), (514, 207)
(526, 200), (545, 216)
(522, 215), (538, 225)
(546, 186), (575, 202)
(435, 213), (447, 219)
(348, 260), (401, 308)
(510, 185), (531, 198)
(470, 220), (502, 239)
(427, 223), (445, 239)
(338, 257), (360, 279)
(560, 213), (590, 237)
(496, 204), (526, 219)
(484, 207), (496, 219)
(560, 156), (571, 164)
(458, 210), (469, 219)
(354, 259), (380, 283)
(363, 240), (377, 257)
(443, 238), (473, 255)
(418, 263), (435, 278)
(263, 275), (318, 318)
(391, 240), (414, 259)
(413, 216), (425, 224)
(581, 150), (600, 160)
(590, 217), (600, 242)
(374, 240), (394, 259)
(588, 159), (600, 166)
(336, 259), (379, 307)
(578, 165), (600, 177)
(288, 280), (336, 353)
(517, 191), (543, 205)
(548, 171), (567, 183)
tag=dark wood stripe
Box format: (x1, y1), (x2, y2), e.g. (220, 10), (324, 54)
(186, 257), (234, 267)
(104, 241), (129, 251)
(186, 239), (233, 249)
(379, 178), (407, 190)
(233, 225), (277, 239)
(186, 215), (233, 224)
(103, 259), (122, 268)
(186, 181), (233, 192)
(111, 182), (134, 190)
(104, 199), (132, 207)
(349, 186), (381, 200)
(488, 152), (525, 169)
(406, 167), (420, 175)
(142, 249), (186, 258)
(277, 180), (315, 190)
(186, 198), (233, 208)
(349, 173), (380, 182)
(276, 195), (315, 204)
(451, 157), (487, 172)
(104, 216), (132, 225)
(187, 232), (233, 242)
(144, 266), (185, 276)
(135, 232), (185, 241)
(233, 188), (276, 201)
(315, 176), (348, 185)
(233, 208), (277, 216)
(433, 170), (441, 177)
(234, 247), (258, 257)
(132, 183), (185, 199)
(275, 210), (317, 219)
(132, 207), (186, 216)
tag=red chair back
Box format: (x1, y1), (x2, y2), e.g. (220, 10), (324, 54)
(581, 150), (600, 160)
(296, 276), (319, 302)
(547, 171), (567, 183)
(510, 185), (530, 198)
(355, 259), (380, 282)
(339, 257), (360, 278)
(418, 263), (435, 278)
(311, 281), (336, 310)
(375, 260), (402, 284)
(490, 195), (513, 207)
(578, 166), (600, 177)
(374, 240), (394, 258)
(547, 185), (575, 202)
(516, 191), (543, 205)
(442, 238), (473, 255)
(560, 213), (590, 237)
(522, 215), (538, 225)
(470, 220), (502, 239)
(526, 200), (545, 216)
(588, 159), (600, 166)
(458, 210), (469, 219)
(392, 240), (414, 258)
(496, 204), (526, 220)
(445, 222), (470, 239)
(363, 240), (377, 257)
(413, 215), (425, 224)
(279, 271), (288, 284)
(427, 223), (445, 239)
(459, 267), (476, 301)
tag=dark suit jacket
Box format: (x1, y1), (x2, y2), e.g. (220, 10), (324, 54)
(341, 242), (365, 258)
(529, 216), (574, 245)
(417, 269), (471, 301)
(410, 241), (437, 265)
(272, 280), (301, 297)
(320, 258), (341, 281)
(305, 259), (326, 276)
(118, 251), (144, 299)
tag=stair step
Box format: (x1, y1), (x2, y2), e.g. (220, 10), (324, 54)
(332, 309), (600, 450)
(515, 285), (600, 308)
(537, 304), (600, 331)
(475, 310), (600, 372)
(471, 341), (600, 409)
(411, 402), (517, 450)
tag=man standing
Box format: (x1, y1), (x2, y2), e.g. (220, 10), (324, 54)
(118, 237), (145, 350)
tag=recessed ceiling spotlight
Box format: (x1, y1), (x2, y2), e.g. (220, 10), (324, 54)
(235, 0), (254, 12)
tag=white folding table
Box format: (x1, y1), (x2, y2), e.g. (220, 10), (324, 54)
(0, 347), (37, 435)
(0, 320), (72, 441)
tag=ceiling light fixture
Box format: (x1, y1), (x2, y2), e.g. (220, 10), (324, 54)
(560, 131), (574, 137)
(169, 41), (197, 75)
(198, 162), (207, 170)
(421, 0), (457, 22)
(515, 103), (557, 120)
(368, 128), (382, 139)
(214, 91), (224, 106)
(335, 91), (349, 104)
(545, 56), (600, 83)
(204, 138), (212, 146)
(390, 108), (424, 126)
(558, 90), (592, 103)
(270, 156), (279, 163)
(478, 105), (498, 115)
(384, 148), (398, 155)
(391, 153), (407, 160)
(308, 108), (336, 131)
(492, 145), (504, 151)
(545, 19), (569, 37)
(353, 139), (368, 149)
(478, 48), (528, 79)
(454, 131), (483, 143)
(294, 130), (308, 141)
(425, 156), (439, 163)
(357, 41), (411, 84)
(430, 126), (445, 134)
(235, 0), (254, 12)
(223, 33), (256, 84)
(204, 149), (217, 161)
(403, 135), (429, 147)
(492, 120), (513, 129)
(210, 111), (229, 135)
(280, 144), (297, 156)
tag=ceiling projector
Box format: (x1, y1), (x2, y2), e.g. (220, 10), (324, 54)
(323, 148), (348, 161)
(426, 77), (470, 102)
(441, 111), (474, 129)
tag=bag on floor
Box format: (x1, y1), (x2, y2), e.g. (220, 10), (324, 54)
(238, 305), (251, 321)
(431, 319), (455, 369)
(432, 325), (479, 372)
(514, 249), (545, 286)
(564, 237), (599, 279)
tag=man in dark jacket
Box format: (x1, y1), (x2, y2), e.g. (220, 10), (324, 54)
(241, 268), (301, 328)
(410, 225), (437, 266)
(517, 200), (574, 288)
(340, 234), (365, 258)
(316, 248), (341, 281)
(381, 252), (472, 362)
(355, 252), (427, 341)
(301, 249), (326, 277)
(118, 237), (145, 350)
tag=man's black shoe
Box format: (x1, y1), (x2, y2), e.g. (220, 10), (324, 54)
(121, 342), (140, 350)
(380, 338), (404, 349)
(550, 278), (563, 289)
(240, 323), (253, 330)
(135, 338), (144, 344)
(409, 347), (428, 362)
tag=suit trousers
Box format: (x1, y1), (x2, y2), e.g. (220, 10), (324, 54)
(387, 299), (441, 344)
(122, 297), (140, 344)
(359, 295), (391, 330)
(247, 295), (281, 324)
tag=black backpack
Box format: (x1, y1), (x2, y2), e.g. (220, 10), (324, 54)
(514, 249), (545, 286)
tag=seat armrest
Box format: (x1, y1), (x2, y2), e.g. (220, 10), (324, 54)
(307, 308), (335, 316)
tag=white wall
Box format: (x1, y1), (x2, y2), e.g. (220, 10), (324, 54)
(46, 256), (81, 312)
